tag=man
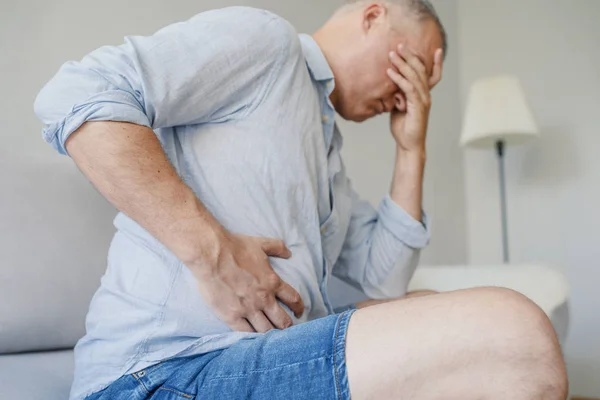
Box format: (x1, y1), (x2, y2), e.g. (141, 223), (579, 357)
(35, 1), (567, 399)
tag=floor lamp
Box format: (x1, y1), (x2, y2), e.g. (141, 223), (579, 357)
(460, 75), (540, 263)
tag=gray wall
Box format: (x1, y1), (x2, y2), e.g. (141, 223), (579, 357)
(458, 0), (600, 396)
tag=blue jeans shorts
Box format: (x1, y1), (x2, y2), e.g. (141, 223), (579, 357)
(86, 309), (357, 400)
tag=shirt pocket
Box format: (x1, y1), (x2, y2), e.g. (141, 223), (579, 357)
(320, 154), (352, 269)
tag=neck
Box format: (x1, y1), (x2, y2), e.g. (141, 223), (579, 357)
(312, 26), (344, 111)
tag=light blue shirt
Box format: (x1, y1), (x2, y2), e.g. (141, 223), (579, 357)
(34, 7), (429, 400)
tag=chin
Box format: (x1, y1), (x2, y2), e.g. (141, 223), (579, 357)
(352, 115), (371, 123)
(337, 108), (373, 123)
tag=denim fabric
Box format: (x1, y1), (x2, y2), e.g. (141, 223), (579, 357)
(34, 7), (429, 399)
(85, 310), (356, 400)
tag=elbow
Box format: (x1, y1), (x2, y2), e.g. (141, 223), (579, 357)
(33, 90), (44, 122)
(33, 80), (56, 125)
(33, 80), (68, 154)
(33, 62), (150, 155)
(362, 280), (409, 300)
(33, 62), (79, 124)
(33, 85), (78, 155)
(33, 63), (81, 153)
(362, 248), (421, 299)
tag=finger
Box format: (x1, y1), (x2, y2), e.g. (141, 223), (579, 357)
(201, 281), (256, 332)
(261, 238), (292, 259)
(387, 67), (424, 109)
(389, 50), (428, 103)
(262, 301), (294, 330)
(395, 48), (429, 102)
(246, 312), (275, 333)
(429, 48), (444, 88)
(276, 281), (304, 318)
(227, 317), (256, 333)
(397, 44), (428, 87)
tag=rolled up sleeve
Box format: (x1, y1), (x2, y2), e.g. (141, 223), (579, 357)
(378, 194), (429, 249)
(34, 60), (151, 154)
(33, 7), (293, 155)
(333, 191), (431, 300)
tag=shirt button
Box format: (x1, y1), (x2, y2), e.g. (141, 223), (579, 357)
(322, 115), (328, 123)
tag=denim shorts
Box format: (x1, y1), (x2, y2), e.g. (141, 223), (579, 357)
(85, 309), (357, 400)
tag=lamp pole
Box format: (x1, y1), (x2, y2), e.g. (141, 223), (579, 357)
(496, 140), (509, 263)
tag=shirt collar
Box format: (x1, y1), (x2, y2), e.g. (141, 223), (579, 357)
(298, 34), (335, 86)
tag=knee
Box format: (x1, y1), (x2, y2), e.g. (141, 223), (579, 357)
(469, 287), (568, 398)
(475, 287), (560, 350)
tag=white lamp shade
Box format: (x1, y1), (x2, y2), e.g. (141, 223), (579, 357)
(461, 75), (540, 148)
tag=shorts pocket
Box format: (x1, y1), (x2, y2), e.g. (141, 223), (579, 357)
(155, 387), (196, 399)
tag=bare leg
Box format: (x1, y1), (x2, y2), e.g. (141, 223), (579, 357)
(346, 287), (568, 400)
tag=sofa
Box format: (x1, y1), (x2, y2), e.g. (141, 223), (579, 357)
(0, 157), (570, 399)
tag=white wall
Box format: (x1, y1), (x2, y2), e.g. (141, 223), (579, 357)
(458, 0), (600, 396)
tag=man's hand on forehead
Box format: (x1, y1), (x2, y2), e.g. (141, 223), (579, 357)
(385, 43), (444, 153)
(390, 44), (444, 104)
(388, 44), (443, 112)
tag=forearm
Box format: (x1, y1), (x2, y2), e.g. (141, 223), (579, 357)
(390, 148), (425, 222)
(362, 244), (421, 299)
(66, 121), (224, 267)
(333, 191), (428, 299)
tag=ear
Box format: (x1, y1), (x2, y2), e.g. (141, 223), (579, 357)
(362, 3), (388, 33)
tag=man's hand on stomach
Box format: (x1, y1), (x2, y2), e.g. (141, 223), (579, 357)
(190, 229), (305, 333)
(65, 121), (303, 334)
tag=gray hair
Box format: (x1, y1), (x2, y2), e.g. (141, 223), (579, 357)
(339, 0), (448, 59)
